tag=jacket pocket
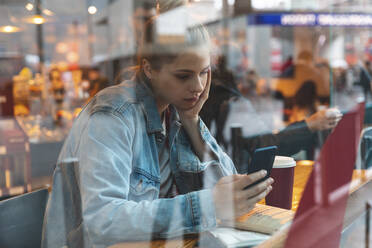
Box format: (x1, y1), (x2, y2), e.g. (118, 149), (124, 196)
(174, 163), (224, 194)
(174, 170), (204, 194)
(129, 170), (159, 201)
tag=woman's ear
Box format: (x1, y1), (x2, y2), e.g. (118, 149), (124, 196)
(142, 59), (152, 80)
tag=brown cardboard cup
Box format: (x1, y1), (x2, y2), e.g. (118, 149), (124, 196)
(265, 156), (296, 210)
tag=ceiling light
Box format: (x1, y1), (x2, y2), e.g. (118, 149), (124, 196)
(43, 9), (55, 16)
(0, 7), (22, 33)
(31, 15), (45, 24)
(25, 3), (34, 11)
(0, 25), (21, 33)
(23, 15), (46, 24)
(88, 6), (97, 15)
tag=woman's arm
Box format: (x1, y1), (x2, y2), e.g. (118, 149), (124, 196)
(242, 121), (315, 157)
(75, 111), (217, 246)
(180, 117), (208, 160)
(242, 109), (341, 157)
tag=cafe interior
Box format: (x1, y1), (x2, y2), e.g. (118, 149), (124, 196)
(0, 0), (372, 247)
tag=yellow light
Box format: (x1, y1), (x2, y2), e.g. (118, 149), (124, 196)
(0, 25), (21, 33)
(32, 15), (45, 24)
(4, 26), (13, 32)
(25, 3), (34, 11)
(88, 6), (97, 15)
(23, 15), (50, 24)
(5, 169), (11, 188)
(56, 42), (68, 53)
(66, 52), (79, 63)
(297, 160), (314, 167)
(43, 9), (55, 16)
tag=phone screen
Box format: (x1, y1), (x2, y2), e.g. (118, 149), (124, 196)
(245, 146), (277, 189)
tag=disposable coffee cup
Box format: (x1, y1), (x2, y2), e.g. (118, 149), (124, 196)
(325, 108), (342, 119)
(265, 156), (296, 210)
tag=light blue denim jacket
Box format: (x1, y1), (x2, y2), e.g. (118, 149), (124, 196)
(42, 78), (236, 247)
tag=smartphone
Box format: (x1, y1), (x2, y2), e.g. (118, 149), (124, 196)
(245, 146), (277, 189)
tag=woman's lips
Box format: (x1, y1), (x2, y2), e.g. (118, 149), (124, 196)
(184, 97), (199, 103)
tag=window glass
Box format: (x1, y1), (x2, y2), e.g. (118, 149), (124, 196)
(0, 1), (370, 247)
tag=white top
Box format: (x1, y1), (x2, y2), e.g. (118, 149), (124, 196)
(273, 156), (296, 168)
(158, 119), (176, 198)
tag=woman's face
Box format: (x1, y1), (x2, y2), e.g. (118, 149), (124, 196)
(147, 47), (210, 113)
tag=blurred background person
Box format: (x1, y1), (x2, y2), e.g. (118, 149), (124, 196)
(358, 60), (372, 101)
(49, 68), (65, 106)
(87, 67), (109, 97)
(289, 80), (318, 123)
(240, 69), (259, 96)
(294, 50), (330, 104)
(131, 0), (157, 50)
(280, 55), (294, 78)
(200, 55), (239, 148)
(201, 56), (340, 163)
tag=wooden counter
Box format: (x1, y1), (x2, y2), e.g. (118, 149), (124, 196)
(110, 164), (372, 248)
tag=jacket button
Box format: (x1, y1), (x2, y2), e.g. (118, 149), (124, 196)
(156, 134), (164, 143)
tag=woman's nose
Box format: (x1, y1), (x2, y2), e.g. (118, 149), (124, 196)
(190, 76), (204, 93)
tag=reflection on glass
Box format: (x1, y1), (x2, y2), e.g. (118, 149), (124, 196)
(0, 1), (371, 247)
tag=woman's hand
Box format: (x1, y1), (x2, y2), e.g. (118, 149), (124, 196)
(176, 69), (211, 161)
(305, 108), (342, 131)
(212, 171), (274, 222)
(178, 69), (211, 123)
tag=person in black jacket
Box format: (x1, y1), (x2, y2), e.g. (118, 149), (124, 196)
(359, 61), (372, 101)
(200, 66), (340, 173)
(200, 55), (239, 149)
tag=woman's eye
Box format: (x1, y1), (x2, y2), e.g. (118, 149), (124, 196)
(175, 74), (191, 80)
(200, 70), (208, 76)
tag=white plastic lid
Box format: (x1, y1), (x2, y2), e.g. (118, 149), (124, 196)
(273, 156), (296, 168)
(325, 108), (342, 118)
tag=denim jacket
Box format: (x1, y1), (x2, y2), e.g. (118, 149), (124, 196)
(42, 79), (236, 248)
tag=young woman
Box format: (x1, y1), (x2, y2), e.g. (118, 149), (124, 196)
(42, 13), (274, 248)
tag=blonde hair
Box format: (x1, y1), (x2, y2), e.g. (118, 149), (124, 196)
(137, 11), (211, 72)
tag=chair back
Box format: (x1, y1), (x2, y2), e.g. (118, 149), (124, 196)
(41, 160), (84, 248)
(364, 102), (372, 125)
(360, 126), (372, 169)
(0, 188), (49, 248)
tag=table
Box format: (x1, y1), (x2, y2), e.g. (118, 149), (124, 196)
(109, 239), (196, 248)
(110, 163), (372, 248)
(257, 167), (372, 248)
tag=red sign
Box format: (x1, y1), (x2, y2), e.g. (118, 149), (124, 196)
(285, 102), (365, 247)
